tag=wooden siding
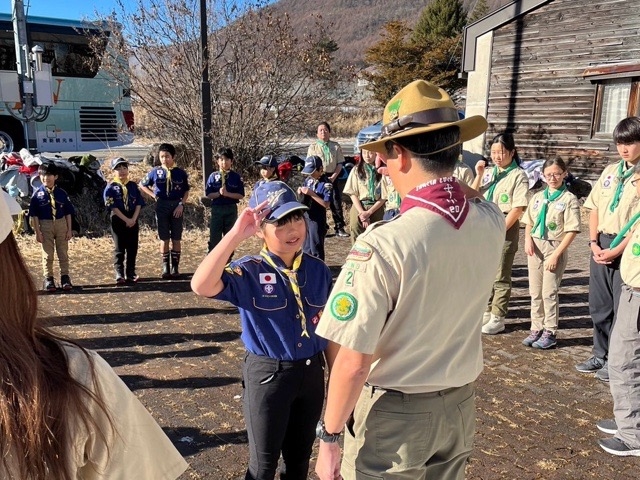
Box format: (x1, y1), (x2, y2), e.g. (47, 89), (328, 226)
(487, 0), (640, 180)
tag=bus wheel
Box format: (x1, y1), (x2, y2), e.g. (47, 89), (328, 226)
(0, 129), (14, 153)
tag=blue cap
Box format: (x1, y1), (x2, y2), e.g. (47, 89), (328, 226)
(110, 157), (129, 170)
(254, 155), (279, 168)
(302, 155), (323, 174)
(249, 181), (308, 222)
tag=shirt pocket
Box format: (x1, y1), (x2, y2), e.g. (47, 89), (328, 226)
(252, 296), (288, 312)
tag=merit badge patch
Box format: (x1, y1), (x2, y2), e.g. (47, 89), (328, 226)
(603, 175), (613, 189)
(347, 243), (373, 262)
(633, 243), (640, 256)
(547, 221), (558, 231)
(259, 273), (277, 284)
(499, 193), (510, 204)
(387, 99), (402, 120)
(263, 284), (275, 294)
(330, 293), (358, 322)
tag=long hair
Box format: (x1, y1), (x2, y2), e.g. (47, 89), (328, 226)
(356, 151), (382, 183)
(0, 234), (113, 479)
(490, 132), (522, 166)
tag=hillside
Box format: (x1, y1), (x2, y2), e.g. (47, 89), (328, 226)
(270, 0), (512, 67)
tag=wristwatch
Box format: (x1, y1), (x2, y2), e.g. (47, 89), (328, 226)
(588, 239), (598, 246)
(316, 420), (341, 443)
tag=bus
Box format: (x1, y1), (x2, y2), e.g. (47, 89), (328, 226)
(0, 14), (134, 153)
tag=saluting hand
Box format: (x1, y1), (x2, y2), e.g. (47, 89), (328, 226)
(231, 200), (270, 241)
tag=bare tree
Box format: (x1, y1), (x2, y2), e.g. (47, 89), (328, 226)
(93, 0), (341, 170)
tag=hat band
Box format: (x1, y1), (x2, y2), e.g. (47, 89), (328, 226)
(381, 107), (459, 138)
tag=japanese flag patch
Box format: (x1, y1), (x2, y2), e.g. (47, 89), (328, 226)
(259, 273), (277, 284)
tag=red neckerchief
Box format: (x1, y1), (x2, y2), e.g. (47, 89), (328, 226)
(400, 177), (468, 229)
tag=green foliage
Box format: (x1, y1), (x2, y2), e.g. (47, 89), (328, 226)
(413, 0), (467, 45)
(468, 0), (491, 24)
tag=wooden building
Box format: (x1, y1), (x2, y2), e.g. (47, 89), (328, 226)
(461, 0), (640, 180)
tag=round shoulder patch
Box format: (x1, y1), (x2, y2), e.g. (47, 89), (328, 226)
(633, 243), (640, 256)
(330, 292), (358, 322)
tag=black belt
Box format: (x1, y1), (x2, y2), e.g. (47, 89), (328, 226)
(246, 351), (323, 368)
(599, 232), (618, 238)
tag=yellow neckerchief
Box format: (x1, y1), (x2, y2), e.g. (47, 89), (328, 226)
(112, 176), (129, 210)
(163, 165), (175, 195)
(45, 185), (56, 219)
(259, 246), (309, 338)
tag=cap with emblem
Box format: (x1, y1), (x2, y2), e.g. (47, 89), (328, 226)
(362, 80), (488, 154)
(254, 155), (279, 169)
(249, 180), (308, 222)
(301, 155), (323, 175)
(110, 157), (129, 170)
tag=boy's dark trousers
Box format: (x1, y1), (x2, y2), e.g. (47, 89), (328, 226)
(111, 215), (139, 278)
(242, 352), (325, 480)
(303, 216), (327, 260)
(209, 204), (237, 252)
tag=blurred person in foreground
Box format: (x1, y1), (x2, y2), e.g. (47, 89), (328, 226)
(314, 80), (505, 480)
(0, 194), (188, 479)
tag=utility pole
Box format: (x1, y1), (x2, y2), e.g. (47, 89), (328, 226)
(200, 0), (213, 182)
(12, 0), (36, 152)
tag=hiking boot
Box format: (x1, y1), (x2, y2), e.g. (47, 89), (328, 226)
(522, 330), (543, 347)
(116, 276), (126, 285)
(532, 330), (557, 349)
(596, 419), (617, 435)
(336, 228), (349, 238)
(126, 273), (139, 283)
(170, 250), (181, 277)
(60, 275), (73, 291)
(598, 437), (640, 457)
(482, 311), (491, 326)
(482, 314), (505, 335)
(595, 361), (609, 382)
(575, 356), (605, 373)
(161, 252), (171, 279)
(44, 276), (57, 292)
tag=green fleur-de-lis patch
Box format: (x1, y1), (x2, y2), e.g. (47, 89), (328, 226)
(330, 292), (358, 321)
(387, 99), (402, 120)
(633, 243), (640, 256)
(547, 222), (557, 231)
(499, 193), (509, 203)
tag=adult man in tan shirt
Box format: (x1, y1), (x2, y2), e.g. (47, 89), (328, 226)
(314, 80), (505, 480)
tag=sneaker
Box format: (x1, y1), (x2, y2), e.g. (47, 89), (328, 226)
(60, 275), (73, 291)
(482, 312), (491, 326)
(532, 330), (557, 349)
(596, 419), (617, 435)
(595, 361), (609, 382)
(126, 274), (139, 283)
(522, 330), (543, 347)
(598, 437), (640, 456)
(116, 276), (126, 285)
(575, 356), (605, 373)
(44, 276), (57, 292)
(482, 315), (505, 335)
(336, 229), (349, 238)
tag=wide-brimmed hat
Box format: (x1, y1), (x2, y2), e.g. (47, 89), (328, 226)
(249, 181), (308, 223)
(362, 80), (488, 154)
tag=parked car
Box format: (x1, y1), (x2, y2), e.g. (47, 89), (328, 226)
(354, 111), (466, 154)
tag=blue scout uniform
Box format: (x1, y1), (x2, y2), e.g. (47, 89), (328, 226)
(29, 184), (75, 220)
(215, 250), (332, 478)
(205, 169), (245, 252)
(104, 180), (145, 280)
(300, 174), (332, 261)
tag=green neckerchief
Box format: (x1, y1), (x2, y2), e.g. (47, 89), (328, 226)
(531, 185), (566, 238)
(484, 162), (518, 202)
(259, 247), (309, 338)
(316, 140), (331, 164)
(364, 162), (377, 200)
(609, 160), (634, 213)
(610, 211), (640, 249)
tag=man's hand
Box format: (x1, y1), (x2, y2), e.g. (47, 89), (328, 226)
(173, 203), (184, 218)
(65, 229), (73, 241)
(315, 441), (342, 480)
(35, 230), (43, 244)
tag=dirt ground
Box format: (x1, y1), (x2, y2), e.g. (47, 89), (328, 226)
(17, 219), (640, 479)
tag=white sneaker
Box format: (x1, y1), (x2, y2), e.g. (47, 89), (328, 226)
(482, 315), (505, 335)
(482, 311), (492, 326)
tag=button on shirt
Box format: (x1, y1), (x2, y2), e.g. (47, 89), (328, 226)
(103, 181), (145, 215)
(28, 185), (75, 220)
(205, 170), (245, 206)
(215, 252), (332, 360)
(140, 167), (190, 201)
(301, 174), (332, 223)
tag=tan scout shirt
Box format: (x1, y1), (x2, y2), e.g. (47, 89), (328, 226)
(583, 161), (640, 235)
(523, 188), (581, 241)
(316, 199), (505, 393)
(307, 140), (344, 173)
(621, 224), (640, 288)
(453, 161), (474, 186)
(343, 166), (382, 202)
(480, 165), (529, 214)
(380, 176), (400, 212)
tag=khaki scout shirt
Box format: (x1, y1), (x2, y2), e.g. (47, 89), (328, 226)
(380, 176), (400, 212)
(453, 162), (474, 186)
(621, 224), (640, 288)
(583, 162), (640, 235)
(523, 189), (581, 241)
(307, 140), (344, 174)
(316, 200), (505, 393)
(479, 165), (529, 214)
(343, 166), (382, 202)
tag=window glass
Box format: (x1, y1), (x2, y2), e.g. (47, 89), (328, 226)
(598, 79), (631, 133)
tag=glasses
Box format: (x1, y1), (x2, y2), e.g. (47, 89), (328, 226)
(544, 173), (565, 179)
